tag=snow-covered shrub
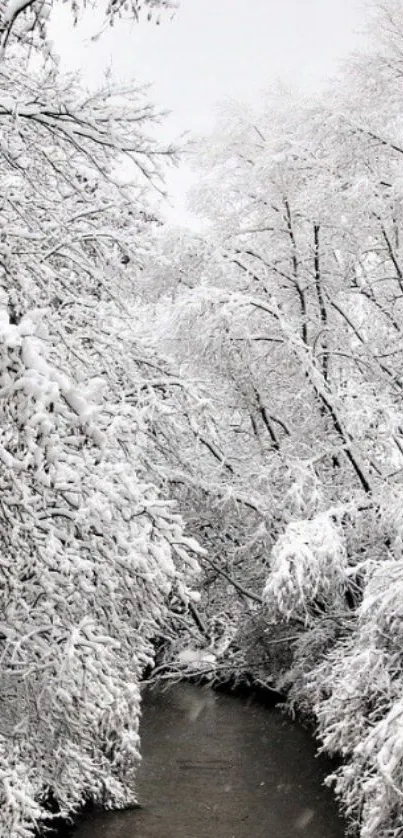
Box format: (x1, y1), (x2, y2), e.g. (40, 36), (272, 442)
(307, 559), (403, 838)
(259, 492), (403, 838)
(263, 512), (348, 623)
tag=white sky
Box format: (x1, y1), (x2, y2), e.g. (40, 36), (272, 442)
(49, 0), (368, 223)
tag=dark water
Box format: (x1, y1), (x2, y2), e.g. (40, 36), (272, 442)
(72, 683), (346, 838)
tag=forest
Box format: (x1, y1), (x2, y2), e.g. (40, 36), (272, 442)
(0, 0), (402, 836)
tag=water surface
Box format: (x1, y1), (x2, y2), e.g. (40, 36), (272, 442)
(72, 683), (345, 838)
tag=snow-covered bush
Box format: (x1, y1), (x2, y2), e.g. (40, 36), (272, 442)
(257, 483), (403, 838)
(308, 559), (403, 838)
(263, 512), (348, 624)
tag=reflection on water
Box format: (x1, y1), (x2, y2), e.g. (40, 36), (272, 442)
(72, 683), (346, 838)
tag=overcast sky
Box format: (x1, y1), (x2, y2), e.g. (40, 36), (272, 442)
(49, 0), (368, 223)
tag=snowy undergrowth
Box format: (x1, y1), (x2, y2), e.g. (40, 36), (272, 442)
(262, 501), (403, 838)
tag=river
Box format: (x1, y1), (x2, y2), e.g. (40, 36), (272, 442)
(70, 682), (346, 838)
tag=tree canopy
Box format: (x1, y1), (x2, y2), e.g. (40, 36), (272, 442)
(0, 0), (176, 55)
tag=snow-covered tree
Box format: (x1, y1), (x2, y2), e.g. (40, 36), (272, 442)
(138, 4), (403, 835)
(0, 0), (176, 56)
(0, 47), (202, 838)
